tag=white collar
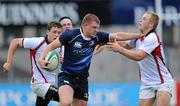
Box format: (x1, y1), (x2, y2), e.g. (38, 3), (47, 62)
(80, 28), (91, 40)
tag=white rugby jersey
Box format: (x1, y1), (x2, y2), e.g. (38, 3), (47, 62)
(23, 37), (64, 84)
(128, 30), (173, 85)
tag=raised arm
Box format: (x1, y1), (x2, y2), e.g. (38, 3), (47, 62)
(3, 38), (23, 73)
(39, 38), (62, 69)
(109, 32), (142, 41)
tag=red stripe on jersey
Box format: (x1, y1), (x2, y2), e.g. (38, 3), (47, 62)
(30, 40), (48, 83)
(154, 33), (173, 79)
(154, 33), (173, 78)
(152, 45), (164, 84)
(152, 33), (164, 83)
(151, 33), (172, 84)
(30, 48), (35, 83)
(34, 40), (46, 50)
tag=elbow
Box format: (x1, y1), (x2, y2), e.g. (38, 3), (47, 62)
(11, 39), (17, 44)
(133, 55), (145, 61)
(132, 50), (147, 61)
(11, 38), (21, 46)
(134, 58), (142, 61)
(11, 39), (19, 46)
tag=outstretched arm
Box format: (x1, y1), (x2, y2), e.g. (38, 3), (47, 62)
(107, 39), (147, 61)
(109, 32), (143, 41)
(3, 38), (23, 73)
(39, 38), (62, 69)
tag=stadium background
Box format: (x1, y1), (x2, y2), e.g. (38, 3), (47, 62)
(0, 0), (180, 106)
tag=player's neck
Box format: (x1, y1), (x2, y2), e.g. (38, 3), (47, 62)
(45, 35), (50, 44)
(81, 27), (90, 38)
(143, 28), (154, 37)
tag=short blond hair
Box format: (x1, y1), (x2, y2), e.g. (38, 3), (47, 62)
(146, 11), (159, 28)
(82, 13), (100, 25)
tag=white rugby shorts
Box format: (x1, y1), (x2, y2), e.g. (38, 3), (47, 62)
(139, 81), (174, 99)
(31, 83), (52, 98)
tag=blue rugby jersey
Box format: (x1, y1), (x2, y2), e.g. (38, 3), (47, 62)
(59, 28), (109, 74)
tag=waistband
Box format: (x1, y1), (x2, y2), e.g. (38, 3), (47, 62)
(58, 70), (89, 79)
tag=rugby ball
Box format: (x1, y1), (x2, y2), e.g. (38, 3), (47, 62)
(45, 50), (60, 71)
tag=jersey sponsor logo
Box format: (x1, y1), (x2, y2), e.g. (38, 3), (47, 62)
(74, 41), (82, 48)
(73, 48), (93, 55)
(89, 41), (95, 46)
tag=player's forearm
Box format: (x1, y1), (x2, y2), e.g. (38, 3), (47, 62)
(6, 39), (22, 64)
(40, 39), (61, 60)
(111, 32), (140, 41)
(118, 48), (143, 61)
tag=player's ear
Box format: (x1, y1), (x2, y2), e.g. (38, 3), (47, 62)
(149, 21), (154, 28)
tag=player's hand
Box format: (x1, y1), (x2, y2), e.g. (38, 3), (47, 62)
(107, 39), (123, 52)
(38, 59), (49, 69)
(3, 62), (11, 73)
(117, 41), (127, 47)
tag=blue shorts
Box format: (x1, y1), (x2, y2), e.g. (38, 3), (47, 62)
(58, 71), (89, 101)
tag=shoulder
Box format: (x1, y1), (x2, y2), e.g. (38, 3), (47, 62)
(23, 37), (45, 47)
(67, 28), (80, 36)
(62, 29), (80, 37)
(142, 32), (159, 47)
(60, 29), (81, 40)
(22, 37), (45, 49)
(59, 29), (81, 44)
(24, 37), (44, 41)
(144, 32), (158, 42)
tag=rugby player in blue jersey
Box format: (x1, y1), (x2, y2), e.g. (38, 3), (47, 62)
(59, 16), (105, 56)
(39, 13), (143, 106)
